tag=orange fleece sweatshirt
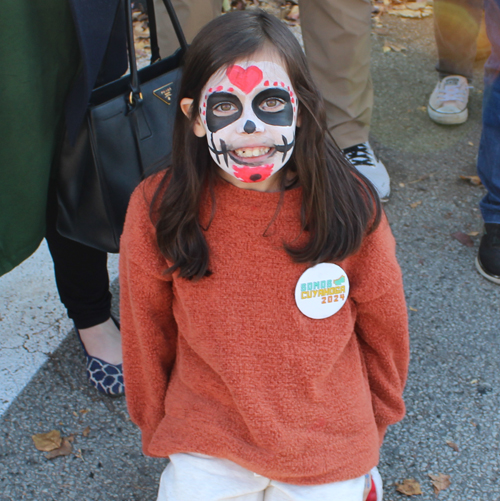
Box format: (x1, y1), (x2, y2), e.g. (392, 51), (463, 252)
(119, 175), (409, 485)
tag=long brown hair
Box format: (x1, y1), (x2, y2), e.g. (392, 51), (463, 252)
(152, 9), (381, 280)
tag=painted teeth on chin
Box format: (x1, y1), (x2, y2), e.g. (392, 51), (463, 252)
(234, 147), (271, 158)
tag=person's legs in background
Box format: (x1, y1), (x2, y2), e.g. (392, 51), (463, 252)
(153, 0), (221, 56)
(299, 0), (391, 200)
(45, 183), (124, 395)
(428, 0), (483, 124)
(475, 0), (500, 283)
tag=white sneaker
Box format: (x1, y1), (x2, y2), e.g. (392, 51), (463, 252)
(427, 75), (470, 124)
(343, 142), (391, 201)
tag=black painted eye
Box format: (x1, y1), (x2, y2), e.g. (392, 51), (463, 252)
(260, 98), (286, 113)
(252, 88), (294, 127)
(213, 102), (239, 116)
(206, 92), (243, 132)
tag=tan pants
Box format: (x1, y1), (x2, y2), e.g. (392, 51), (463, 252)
(153, 0), (372, 149)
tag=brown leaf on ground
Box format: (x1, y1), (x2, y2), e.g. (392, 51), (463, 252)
(45, 437), (73, 460)
(460, 175), (482, 186)
(388, 2), (433, 18)
(82, 426), (91, 438)
(32, 430), (62, 452)
(408, 173), (433, 184)
(383, 41), (407, 52)
(395, 478), (422, 496)
(446, 440), (459, 452)
(406, 1), (429, 9)
(410, 201), (422, 208)
(389, 8), (422, 18)
(429, 473), (451, 495)
(286, 5), (299, 21)
(451, 231), (474, 247)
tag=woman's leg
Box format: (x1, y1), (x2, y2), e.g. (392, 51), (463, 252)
(45, 182), (122, 364)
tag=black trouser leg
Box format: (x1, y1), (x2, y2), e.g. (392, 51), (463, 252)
(45, 182), (112, 329)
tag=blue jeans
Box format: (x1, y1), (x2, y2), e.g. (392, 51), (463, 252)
(477, 0), (500, 224)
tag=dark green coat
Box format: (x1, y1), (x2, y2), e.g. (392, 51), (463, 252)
(0, 0), (79, 276)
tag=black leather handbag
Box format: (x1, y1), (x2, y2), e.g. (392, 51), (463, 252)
(57, 0), (187, 253)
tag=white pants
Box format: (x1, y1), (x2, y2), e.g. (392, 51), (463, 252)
(157, 453), (383, 501)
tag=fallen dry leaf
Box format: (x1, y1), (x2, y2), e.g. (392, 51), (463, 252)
(383, 41), (406, 52)
(451, 231), (474, 247)
(45, 437), (73, 460)
(286, 5), (300, 21)
(406, 1), (428, 9)
(399, 182), (405, 187)
(32, 430), (62, 452)
(388, 2), (432, 18)
(409, 306), (418, 312)
(410, 201), (422, 208)
(467, 231), (480, 236)
(396, 478), (422, 496)
(429, 473), (451, 495)
(459, 175), (482, 186)
(446, 440), (459, 452)
(408, 173), (433, 184)
(389, 8), (422, 18)
(82, 426), (91, 438)
(468, 141), (474, 146)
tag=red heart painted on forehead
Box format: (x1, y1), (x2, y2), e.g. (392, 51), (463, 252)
(226, 65), (263, 94)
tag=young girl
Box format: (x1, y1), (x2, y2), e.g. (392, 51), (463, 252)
(120, 10), (409, 501)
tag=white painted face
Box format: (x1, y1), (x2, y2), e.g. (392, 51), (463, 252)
(199, 56), (298, 184)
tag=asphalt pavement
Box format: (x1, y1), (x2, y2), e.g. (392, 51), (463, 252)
(1, 13), (500, 501)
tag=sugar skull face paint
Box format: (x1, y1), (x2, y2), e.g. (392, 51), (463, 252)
(199, 57), (298, 184)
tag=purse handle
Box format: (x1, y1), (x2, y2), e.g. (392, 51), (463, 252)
(146, 0), (189, 63)
(125, 0), (188, 106)
(146, 0), (161, 63)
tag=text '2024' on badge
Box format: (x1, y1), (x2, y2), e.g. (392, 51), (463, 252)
(295, 263), (349, 319)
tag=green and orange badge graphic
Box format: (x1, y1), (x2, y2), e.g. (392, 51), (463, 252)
(295, 263), (349, 319)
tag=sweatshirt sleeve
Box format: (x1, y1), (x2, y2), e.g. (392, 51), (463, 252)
(347, 213), (409, 444)
(119, 181), (177, 454)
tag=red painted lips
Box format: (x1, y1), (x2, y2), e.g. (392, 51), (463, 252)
(232, 164), (274, 183)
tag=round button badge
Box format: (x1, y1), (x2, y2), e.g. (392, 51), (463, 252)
(295, 263), (349, 319)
